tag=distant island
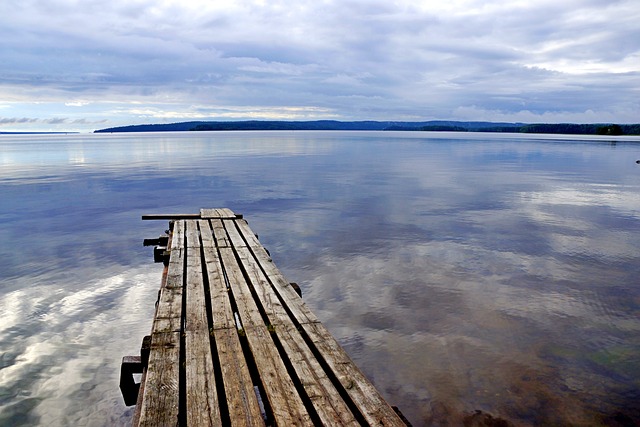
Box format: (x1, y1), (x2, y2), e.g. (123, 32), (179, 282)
(94, 120), (640, 136)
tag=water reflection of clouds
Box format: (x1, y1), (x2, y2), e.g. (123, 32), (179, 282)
(2, 133), (639, 425)
(302, 241), (541, 419)
(1, 132), (335, 164)
(521, 185), (640, 218)
(516, 184), (640, 262)
(298, 228), (640, 423)
(549, 232), (638, 262)
(0, 267), (159, 426)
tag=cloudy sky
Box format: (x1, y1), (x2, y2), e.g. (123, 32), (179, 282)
(1, 0), (639, 132)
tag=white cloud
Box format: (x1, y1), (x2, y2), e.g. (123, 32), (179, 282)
(116, 104), (336, 120)
(65, 101), (91, 107)
(452, 106), (640, 124)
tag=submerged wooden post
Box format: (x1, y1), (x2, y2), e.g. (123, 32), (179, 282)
(121, 208), (409, 426)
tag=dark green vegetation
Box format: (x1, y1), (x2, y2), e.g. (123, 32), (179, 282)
(94, 120), (640, 135)
(95, 120), (518, 133)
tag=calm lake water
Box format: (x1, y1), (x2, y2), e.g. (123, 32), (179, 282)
(1, 131), (639, 426)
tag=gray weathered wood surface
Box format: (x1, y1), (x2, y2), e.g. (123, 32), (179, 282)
(134, 208), (406, 426)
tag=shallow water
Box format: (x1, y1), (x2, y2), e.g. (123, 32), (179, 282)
(1, 131), (639, 425)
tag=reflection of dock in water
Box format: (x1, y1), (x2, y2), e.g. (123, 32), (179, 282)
(120, 208), (410, 426)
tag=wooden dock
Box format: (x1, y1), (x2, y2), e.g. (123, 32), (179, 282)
(121, 208), (408, 426)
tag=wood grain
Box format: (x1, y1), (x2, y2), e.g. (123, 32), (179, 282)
(135, 210), (407, 426)
(184, 220), (222, 426)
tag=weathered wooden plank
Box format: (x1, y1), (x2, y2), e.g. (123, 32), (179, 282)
(184, 220), (222, 426)
(226, 219), (316, 323)
(164, 253), (184, 290)
(219, 246), (311, 425)
(217, 245), (268, 335)
(198, 219), (215, 248)
(211, 219), (230, 248)
(302, 322), (406, 426)
(171, 220), (185, 250)
(164, 220), (186, 290)
(200, 220), (265, 426)
(151, 219), (185, 335)
(200, 208), (219, 219)
(244, 323), (311, 426)
(232, 241), (359, 425)
(184, 328), (222, 426)
(152, 287), (182, 333)
(138, 220), (185, 425)
(137, 332), (181, 427)
(201, 208), (237, 219)
(234, 218), (263, 249)
(226, 232), (360, 425)
(238, 233), (320, 325)
(276, 324), (360, 426)
(214, 328), (266, 427)
(199, 221), (235, 331)
(218, 208), (236, 218)
(234, 246), (290, 327)
(223, 219), (247, 248)
(185, 219), (201, 248)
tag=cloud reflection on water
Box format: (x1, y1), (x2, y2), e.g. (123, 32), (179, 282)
(1, 132), (639, 425)
(0, 267), (158, 426)
(254, 138), (640, 424)
(299, 235), (639, 424)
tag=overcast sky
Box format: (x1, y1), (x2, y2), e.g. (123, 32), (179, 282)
(1, 0), (639, 132)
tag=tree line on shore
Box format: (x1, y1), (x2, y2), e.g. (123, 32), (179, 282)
(399, 123), (636, 135)
(95, 120), (640, 135)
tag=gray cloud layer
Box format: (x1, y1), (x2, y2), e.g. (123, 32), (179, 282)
(1, 0), (639, 130)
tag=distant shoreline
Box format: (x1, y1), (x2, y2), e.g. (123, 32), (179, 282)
(94, 120), (640, 136)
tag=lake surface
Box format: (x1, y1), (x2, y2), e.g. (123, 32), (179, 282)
(1, 131), (639, 426)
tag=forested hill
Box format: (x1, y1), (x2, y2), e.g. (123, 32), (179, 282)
(94, 120), (518, 132)
(94, 120), (640, 135)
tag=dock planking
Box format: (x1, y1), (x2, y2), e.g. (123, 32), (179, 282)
(125, 208), (408, 426)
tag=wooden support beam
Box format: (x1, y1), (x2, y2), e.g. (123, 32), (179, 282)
(142, 208), (242, 221)
(142, 213), (202, 220)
